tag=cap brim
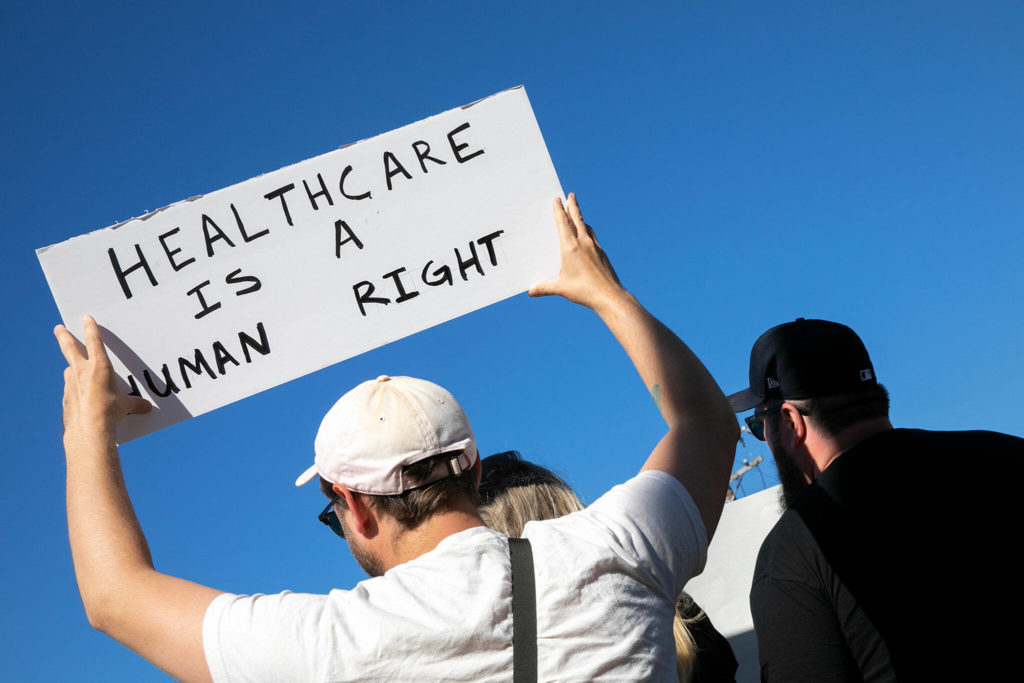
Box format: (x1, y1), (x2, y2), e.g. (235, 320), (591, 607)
(726, 388), (761, 413)
(294, 464), (319, 487)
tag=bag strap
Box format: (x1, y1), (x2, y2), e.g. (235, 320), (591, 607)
(509, 537), (537, 683)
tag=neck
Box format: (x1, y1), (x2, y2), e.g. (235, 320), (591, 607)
(383, 502), (485, 570)
(814, 417), (894, 475)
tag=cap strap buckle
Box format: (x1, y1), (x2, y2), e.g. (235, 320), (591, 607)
(446, 454), (463, 477)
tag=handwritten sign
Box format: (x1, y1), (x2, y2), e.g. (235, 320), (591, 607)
(38, 86), (563, 442)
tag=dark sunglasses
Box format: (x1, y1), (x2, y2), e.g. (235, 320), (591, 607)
(318, 496), (345, 539)
(744, 406), (781, 441)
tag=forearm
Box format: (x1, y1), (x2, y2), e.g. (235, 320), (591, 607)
(596, 290), (737, 531)
(63, 423), (155, 627)
(56, 319), (219, 682)
(532, 195), (738, 533)
(592, 289), (735, 435)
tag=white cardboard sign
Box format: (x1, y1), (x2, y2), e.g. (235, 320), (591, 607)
(38, 86), (563, 442)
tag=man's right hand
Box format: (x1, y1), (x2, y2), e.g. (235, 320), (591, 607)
(529, 193), (738, 539)
(528, 193), (626, 313)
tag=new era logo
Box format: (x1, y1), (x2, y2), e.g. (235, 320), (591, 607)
(767, 377), (780, 389)
(860, 369), (874, 381)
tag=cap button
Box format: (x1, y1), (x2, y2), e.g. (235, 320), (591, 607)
(376, 375), (391, 382)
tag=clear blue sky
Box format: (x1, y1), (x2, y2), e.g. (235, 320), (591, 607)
(3, 2), (1022, 680)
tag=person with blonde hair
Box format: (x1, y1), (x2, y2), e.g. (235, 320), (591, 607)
(480, 451), (738, 683)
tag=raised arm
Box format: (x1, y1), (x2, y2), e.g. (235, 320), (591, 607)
(56, 316), (220, 683)
(530, 195), (738, 537)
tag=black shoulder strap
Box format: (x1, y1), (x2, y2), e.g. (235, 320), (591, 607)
(508, 537), (537, 683)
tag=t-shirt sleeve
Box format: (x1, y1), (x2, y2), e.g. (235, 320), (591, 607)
(203, 590), (330, 683)
(750, 521), (862, 683)
(580, 470), (708, 598)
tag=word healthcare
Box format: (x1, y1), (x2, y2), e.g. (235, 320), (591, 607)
(37, 86), (563, 443)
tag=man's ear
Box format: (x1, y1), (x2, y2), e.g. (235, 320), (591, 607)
(779, 402), (808, 450)
(332, 483), (377, 538)
(473, 454), (482, 487)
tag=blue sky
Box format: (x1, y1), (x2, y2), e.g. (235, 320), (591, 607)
(3, 2), (1022, 680)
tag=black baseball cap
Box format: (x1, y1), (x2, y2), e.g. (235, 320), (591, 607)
(727, 318), (878, 412)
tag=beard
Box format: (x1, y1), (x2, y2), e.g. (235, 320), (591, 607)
(768, 426), (809, 510)
(340, 518), (386, 578)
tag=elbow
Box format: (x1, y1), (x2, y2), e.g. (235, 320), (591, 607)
(707, 404), (740, 456)
(83, 595), (115, 634)
(79, 582), (134, 636)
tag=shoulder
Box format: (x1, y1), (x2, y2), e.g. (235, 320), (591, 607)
(588, 470), (700, 515)
(844, 427), (1024, 458)
(526, 471), (708, 593)
(572, 471), (706, 550)
(752, 508), (822, 588)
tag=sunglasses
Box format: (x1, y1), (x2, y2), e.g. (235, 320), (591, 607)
(744, 406), (781, 441)
(318, 496), (345, 539)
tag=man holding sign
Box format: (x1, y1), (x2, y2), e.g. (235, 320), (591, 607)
(56, 195), (738, 681)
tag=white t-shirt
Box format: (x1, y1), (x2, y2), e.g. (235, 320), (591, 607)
(203, 471), (707, 682)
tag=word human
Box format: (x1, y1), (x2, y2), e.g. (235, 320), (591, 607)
(352, 230), (505, 316)
(106, 121), (486, 301)
(125, 322), (270, 397)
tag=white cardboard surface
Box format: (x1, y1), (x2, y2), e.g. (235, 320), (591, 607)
(684, 485), (783, 682)
(38, 86), (563, 442)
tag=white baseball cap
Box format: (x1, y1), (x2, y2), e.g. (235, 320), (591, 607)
(295, 375), (478, 494)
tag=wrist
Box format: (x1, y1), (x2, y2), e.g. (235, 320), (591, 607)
(590, 285), (638, 319)
(62, 415), (118, 451)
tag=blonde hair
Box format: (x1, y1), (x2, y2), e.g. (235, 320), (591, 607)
(478, 451), (698, 682)
(673, 594), (701, 683)
(478, 452), (583, 536)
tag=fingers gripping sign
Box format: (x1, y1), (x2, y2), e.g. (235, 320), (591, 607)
(55, 316), (152, 433)
(529, 193), (622, 310)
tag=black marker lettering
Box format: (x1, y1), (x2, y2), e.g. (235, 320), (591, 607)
(339, 165), (371, 200)
(264, 183), (296, 226)
(383, 151), (412, 191)
(238, 322), (271, 363)
(476, 229), (505, 266)
(178, 349), (217, 388)
(186, 280), (222, 319)
(383, 267), (420, 303)
(232, 203), (269, 242)
(335, 220), (364, 258)
(303, 173), (334, 210)
(126, 375), (142, 397)
(212, 341), (240, 375)
(447, 122), (485, 163)
(455, 241), (483, 280)
(202, 214), (236, 257)
(353, 281), (390, 316)
(412, 140), (447, 174)
(421, 260), (453, 287)
(108, 244), (158, 300)
(158, 227), (196, 272)
(143, 364), (179, 397)
(226, 268), (262, 296)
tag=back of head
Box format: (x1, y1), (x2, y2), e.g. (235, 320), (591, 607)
(298, 375), (480, 531)
(727, 318), (890, 438)
(478, 451), (583, 537)
(320, 450), (479, 531)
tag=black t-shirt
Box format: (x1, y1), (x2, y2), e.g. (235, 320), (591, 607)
(679, 596), (739, 683)
(750, 428), (1023, 682)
